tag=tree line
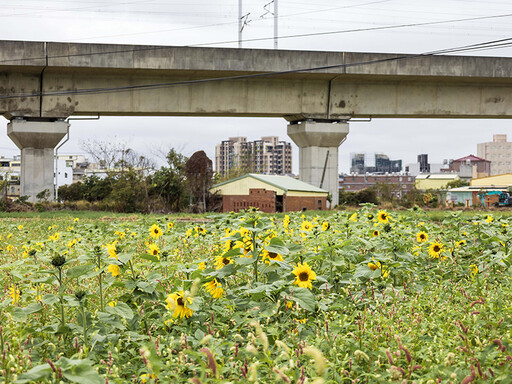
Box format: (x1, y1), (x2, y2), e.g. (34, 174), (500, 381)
(57, 142), (219, 213)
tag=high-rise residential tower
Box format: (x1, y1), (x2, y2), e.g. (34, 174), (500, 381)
(215, 136), (292, 176)
(477, 134), (512, 175)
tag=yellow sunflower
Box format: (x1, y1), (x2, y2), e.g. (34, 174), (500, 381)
(428, 241), (444, 258)
(140, 373), (156, 383)
(239, 227), (250, 237)
(203, 279), (224, 299)
(321, 222), (330, 231)
(234, 236), (253, 256)
(166, 291), (194, 319)
(67, 239), (78, 248)
(367, 260), (389, 277)
(49, 232), (60, 242)
(469, 264), (478, 277)
(147, 243), (160, 258)
(149, 224), (163, 239)
(301, 221), (313, 232)
(262, 249), (284, 264)
(107, 264), (120, 277)
(167, 222), (174, 230)
(292, 262), (317, 289)
(456, 239), (466, 248)
(9, 285), (20, 305)
(283, 215), (290, 229)
(377, 211), (390, 224)
(368, 261), (379, 271)
(215, 255), (233, 270)
(106, 242), (118, 260)
(416, 231), (428, 243)
(223, 240), (233, 252)
(195, 226), (207, 236)
(372, 230), (380, 237)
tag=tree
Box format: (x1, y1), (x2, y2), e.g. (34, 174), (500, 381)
(150, 148), (189, 212)
(58, 182), (84, 202)
(446, 179), (470, 189)
(185, 151), (213, 212)
(108, 168), (147, 212)
(80, 138), (130, 170)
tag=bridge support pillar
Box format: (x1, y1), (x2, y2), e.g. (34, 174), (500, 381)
(7, 118), (69, 202)
(288, 120), (349, 209)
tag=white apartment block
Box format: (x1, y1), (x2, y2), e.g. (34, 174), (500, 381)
(215, 136), (292, 176)
(477, 134), (512, 175)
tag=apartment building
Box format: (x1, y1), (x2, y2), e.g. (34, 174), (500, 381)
(215, 136), (292, 176)
(477, 134), (512, 175)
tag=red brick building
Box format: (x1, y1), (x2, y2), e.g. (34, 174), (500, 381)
(449, 154), (491, 179)
(339, 174), (416, 198)
(211, 173), (329, 213)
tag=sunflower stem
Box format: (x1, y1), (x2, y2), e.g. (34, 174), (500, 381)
(82, 302), (88, 350)
(97, 252), (104, 312)
(98, 272), (104, 312)
(128, 259), (136, 278)
(57, 267), (66, 327)
(252, 231), (258, 283)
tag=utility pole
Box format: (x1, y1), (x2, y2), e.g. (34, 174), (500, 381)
(238, 0), (242, 48)
(274, 0), (278, 49)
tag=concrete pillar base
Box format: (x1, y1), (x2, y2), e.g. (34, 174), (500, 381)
(7, 119), (69, 202)
(288, 120), (349, 208)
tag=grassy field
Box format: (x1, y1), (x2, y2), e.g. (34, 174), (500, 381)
(1, 207), (512, 383)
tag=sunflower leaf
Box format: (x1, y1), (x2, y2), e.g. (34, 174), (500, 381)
(234, 256), (257, 266)
(284, 286), (316, 312)
(140, 253), (160, 262)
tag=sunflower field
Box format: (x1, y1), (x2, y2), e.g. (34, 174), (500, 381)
(1, 207), (512, 383)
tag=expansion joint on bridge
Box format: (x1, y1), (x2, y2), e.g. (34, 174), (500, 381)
(288, 117), (352, 125)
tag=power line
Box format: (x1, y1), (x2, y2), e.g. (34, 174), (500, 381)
(192, 12), (512, 47)
(0, 37), (511, 100)
(0, 0), (159, 19)
(69, 0), (391, 42)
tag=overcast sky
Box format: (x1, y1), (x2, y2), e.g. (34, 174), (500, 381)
(1, 0), (512, 172)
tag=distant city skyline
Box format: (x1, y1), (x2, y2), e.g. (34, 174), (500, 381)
(2, 116), (511, 175)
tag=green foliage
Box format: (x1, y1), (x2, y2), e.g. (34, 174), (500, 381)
(58, 148), (201, 213)
(447, 178), (470, 189)
(339, 188), (379, 206)
(149, 148), (190, 212)
(1, 209), (512, 383)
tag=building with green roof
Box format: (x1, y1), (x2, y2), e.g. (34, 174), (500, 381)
(210, 173), (329, 212)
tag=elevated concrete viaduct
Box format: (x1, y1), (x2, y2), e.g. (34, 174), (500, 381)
(2, 40), (512, 204)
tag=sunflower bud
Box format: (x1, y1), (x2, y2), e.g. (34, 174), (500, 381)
(51, 255), (66, 268)
(74, 290), (87, 302)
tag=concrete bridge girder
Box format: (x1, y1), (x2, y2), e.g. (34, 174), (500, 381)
(11, 75), (511, 120)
